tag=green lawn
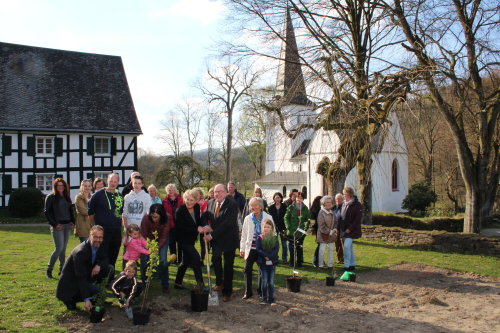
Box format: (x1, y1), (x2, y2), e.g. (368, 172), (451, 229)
(0, 225), (498, 332)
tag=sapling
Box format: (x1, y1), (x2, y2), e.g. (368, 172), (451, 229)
(140, 231), (159, 312)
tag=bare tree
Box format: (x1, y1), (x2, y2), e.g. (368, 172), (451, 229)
(199, 57), (261, 183)
(236, 90), (269, 178)
(225, 0), (409, 224)
(388, 0), (499, 232)
(177, 100), (203, 160)
(398, 97), (443, 184)
(205, 108), (223, 184)
(160, 111), (183, 157)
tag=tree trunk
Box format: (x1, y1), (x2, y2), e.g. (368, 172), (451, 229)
(225, 110), (233, 183)
(357, 145), (373, 225)
(463, 188), (480, 233)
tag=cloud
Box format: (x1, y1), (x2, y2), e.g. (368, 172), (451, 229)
(149, 0), (227, 25)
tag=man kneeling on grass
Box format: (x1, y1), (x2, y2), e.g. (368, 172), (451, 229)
(56, 225), (114, 311)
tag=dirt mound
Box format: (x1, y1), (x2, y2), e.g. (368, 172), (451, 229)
(60, 263), (500, 333)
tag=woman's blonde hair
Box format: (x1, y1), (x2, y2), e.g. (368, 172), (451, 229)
(183, 189), (197, 202)
(79, 179), (92, 194)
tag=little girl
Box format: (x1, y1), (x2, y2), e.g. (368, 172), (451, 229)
(256, 219), (279, 305)
(123, 224), (150, 281)
(111, 261), (143, 319)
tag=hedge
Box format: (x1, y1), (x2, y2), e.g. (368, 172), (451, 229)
(372, 214), (463, 232)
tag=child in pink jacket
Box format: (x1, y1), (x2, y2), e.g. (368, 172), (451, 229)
(123, 224), (150, 281)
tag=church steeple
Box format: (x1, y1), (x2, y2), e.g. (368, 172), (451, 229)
(275, 7), (310, 106)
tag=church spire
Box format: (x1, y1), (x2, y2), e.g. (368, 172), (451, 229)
(275, 7), (310, 106)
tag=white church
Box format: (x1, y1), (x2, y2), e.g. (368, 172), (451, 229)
(255, 10), (408, 212)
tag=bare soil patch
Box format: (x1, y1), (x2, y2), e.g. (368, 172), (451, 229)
(60, 263), (500, 333)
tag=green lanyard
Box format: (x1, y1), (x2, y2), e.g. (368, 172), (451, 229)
(104, 189), (123, 218)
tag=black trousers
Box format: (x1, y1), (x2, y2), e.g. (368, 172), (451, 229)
(102, 227), (122, 268)
(288, 236), (305, 267)
(65, 264), (114, 306)
(212, 247), (236, 297)
(175, 243), (203, 285)
(168, 228), (183, 263)
(243, 249), (261, 295)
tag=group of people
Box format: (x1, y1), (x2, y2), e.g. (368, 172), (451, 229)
(45, 172), (362, 314)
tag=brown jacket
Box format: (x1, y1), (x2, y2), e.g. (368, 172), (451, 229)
(316, 208), (337, 243)
(74, 193), (92, 237)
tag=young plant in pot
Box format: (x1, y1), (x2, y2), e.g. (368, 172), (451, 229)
(89, 275), (109, 323)
(286, 221), (306, 293)
(191, 281), (209, 312)
(133, 231), (160, 325)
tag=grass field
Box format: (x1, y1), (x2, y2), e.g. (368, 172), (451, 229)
(0, 225), (498, 332)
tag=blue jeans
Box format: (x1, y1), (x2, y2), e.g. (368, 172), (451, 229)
(343, 237), (356, 268)
(159, 244), (169, 288)
(259, 265), (275, 302)
(48, 224), (71, 271)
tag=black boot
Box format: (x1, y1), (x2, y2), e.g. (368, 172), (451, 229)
(348, 266), (355, 272)
(46, 268), (53, 279)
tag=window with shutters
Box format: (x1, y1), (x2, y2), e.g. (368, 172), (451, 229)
(94, 137), (110, 155)
(36, 174), (54, 192)
(36, 136), (53, 156)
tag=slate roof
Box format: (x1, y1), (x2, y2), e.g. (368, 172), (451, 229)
(255, 171), (307, 185)
(0, 42), (142, 134)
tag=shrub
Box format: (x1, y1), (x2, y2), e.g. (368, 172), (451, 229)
(402, 181), (437, 214)
(8, 188), (44, 217)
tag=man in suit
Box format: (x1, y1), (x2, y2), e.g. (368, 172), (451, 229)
(201, 184), (239, 302)
(56, 225), (114, 311)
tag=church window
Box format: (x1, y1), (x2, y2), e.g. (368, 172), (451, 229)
(392, 159), (398, 191)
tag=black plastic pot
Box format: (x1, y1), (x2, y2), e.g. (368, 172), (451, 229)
(89, 307), (105, 323)
(326, 276), (335, 286)
(349, 273), (356, 282)
(133, 307), (151, 325)
(286, 276), (302, 292)
(191, 289), (209, 312)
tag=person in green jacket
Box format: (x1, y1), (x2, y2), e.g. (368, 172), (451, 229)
(284, 192), (310, 268)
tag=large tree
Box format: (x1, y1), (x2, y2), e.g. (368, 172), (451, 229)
(225, 0), (410, 224)
(388, 0), (499, 232)
(199, 57), (261, 183)
(236, 89), (271, 178)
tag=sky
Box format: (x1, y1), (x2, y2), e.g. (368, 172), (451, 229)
(0, 0), (229, 153)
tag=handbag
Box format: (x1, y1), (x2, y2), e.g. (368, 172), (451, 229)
(321, 232), (330, 242)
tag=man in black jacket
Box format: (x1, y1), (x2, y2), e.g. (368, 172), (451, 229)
(56, 225), (114, 311)
(202, 184), (239, 302)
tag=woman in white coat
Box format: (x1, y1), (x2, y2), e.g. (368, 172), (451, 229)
(240, 197), (275, 300)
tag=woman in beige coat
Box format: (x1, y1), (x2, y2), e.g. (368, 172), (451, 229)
(74, 179), (93, 242)
(316, 196), (337, 268)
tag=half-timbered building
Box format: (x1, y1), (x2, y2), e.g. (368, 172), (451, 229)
(0, 42), (142, 207)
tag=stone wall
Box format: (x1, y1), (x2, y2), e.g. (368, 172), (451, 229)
(361, 225), (500, 256)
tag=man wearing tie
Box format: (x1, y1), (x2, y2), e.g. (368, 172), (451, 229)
(200, 184), (239, 302)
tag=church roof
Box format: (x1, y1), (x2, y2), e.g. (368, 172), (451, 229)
(291, 139), (311, 159)
(274, 8), (312, 106)
(255, 171), (307, 185)
(0, 42), (142, 134)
